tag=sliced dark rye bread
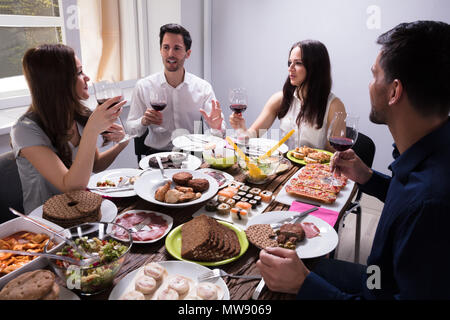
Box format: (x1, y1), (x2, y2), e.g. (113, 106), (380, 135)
(181, 215), (240, 262)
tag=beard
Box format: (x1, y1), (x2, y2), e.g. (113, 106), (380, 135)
(369, 105), (387, 125)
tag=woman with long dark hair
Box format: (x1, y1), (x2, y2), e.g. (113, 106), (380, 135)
(229, 40), (346, 151)
(10, 44), (128, 213)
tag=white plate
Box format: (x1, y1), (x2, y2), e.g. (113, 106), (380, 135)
(29, 199), (118, 225)
(0, 217), (64, 289)
(59, 285), (81, 300)
(247, 211), (339, 259)
(247, 138), (289, 154)
(134, 169), (219, 208)
(139, 152), (202, 171)
(88, 168), (142, 197)
(108, 260), (230, 300)
(172, 134), (226, 152)
(113, 210), (173, 244)
(197, 168), (234, 189)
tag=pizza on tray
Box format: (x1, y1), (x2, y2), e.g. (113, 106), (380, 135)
(285, 164), (348, 204)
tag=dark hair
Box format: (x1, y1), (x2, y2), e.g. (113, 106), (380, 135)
(22, 44), (91, 168)
(277, 40), (332, 129)
(159, 23), (192, 50)
(377, 20), (450, 117)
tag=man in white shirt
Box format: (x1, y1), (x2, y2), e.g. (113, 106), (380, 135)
(126, 23), (225, 153)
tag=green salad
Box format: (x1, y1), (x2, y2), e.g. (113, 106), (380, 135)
(56, 237), (128, 294)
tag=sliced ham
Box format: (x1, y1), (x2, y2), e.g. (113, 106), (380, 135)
(300, 222), (320, 238)
(113, 211), (169, 241)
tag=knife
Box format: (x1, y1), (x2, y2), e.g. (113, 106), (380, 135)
(290, 207), (318, 224)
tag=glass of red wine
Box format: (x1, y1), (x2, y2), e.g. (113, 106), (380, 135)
(229, 88), (248, 143)
(323, 112), (359, 186)
(149, 88), (168, 133)
(93, 79), (135, 146)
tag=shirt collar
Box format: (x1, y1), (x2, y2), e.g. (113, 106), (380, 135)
(390, 118), (450, 183)
(159, 70), (191, 89)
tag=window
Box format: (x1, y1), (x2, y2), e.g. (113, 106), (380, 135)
(0, 0), (65, 101)
(0, 0), (182, 113)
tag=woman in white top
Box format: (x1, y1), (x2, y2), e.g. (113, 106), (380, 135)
(10, 44), (128, 213)
(229, 40), (346, 151)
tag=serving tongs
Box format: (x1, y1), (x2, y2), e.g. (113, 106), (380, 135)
(9, 208), (97, 260)
(0, 249), (98, 267)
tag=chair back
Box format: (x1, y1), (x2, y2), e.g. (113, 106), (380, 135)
(133, 128), (151, 163)
(0, 151), (24, 223)
(351, 130), (376, 168)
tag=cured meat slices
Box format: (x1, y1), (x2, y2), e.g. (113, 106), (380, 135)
(113, 211), (169, 242)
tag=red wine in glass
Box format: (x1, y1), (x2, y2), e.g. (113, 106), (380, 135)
(230, 104), (247, 113)
(329, 137), (355, 151)
(97, 98), (122, 109)
(151, 103), (167, 111)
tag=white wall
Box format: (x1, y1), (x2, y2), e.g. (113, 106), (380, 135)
(210, 0), (450, 174)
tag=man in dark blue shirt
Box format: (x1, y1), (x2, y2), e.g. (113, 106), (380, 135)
(256, 20), (450, 299)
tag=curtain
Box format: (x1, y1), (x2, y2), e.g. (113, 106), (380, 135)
(78, 0), (122, 82)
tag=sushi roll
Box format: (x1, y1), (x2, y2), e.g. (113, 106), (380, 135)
(205, 199), (219, 212)
(240, 197), (249, 203)
(217, 195), (228, 203)
(237, 191), (247, 197)
(245, 193), (253, 199)
(217, 203), (231, 216)
(218, 189), (234, 199)
(239, 185), (251, 192)
(260, 190), (273, 202)
(222, 186), (239, 195)
(253, 195), (262, 204)
(231, 208), (248, 221)
(249, 199), (258, 209)
(235, 201), (252, 211)
(226, 199), (236, 207)
(249, 188), (262, 195)
(229, 181), (243, 189)
(232, 195), (242, 202)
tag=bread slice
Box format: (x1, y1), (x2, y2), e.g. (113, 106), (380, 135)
(181, 215), (240, 262)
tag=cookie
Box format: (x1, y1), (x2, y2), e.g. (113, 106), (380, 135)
(0, 269), (55, 300)
(245, 224), (278, 249)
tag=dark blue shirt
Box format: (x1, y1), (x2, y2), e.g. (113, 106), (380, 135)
(298, 118), (450, 299)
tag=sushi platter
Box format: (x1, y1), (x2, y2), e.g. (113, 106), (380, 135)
(192, 180), (274, 229)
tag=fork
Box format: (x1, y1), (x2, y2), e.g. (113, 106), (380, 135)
(197, 268), (262, 282)
(155, 156), (171, 183)
(129, 217), (152, 233)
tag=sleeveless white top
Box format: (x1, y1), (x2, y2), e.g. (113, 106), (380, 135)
(279, 91), (336, 150)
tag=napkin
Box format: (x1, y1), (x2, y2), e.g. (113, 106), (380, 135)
(289, 201), (339, 227)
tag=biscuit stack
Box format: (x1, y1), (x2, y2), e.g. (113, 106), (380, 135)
(43, 190), (102, 228)
(0, 270), (59, 300)
(181, 215), (241, 262)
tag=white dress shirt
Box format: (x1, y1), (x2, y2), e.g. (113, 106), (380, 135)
(126, 71), (226, 150)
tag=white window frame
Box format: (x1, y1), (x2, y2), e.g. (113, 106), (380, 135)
(0, 0), (67, 110)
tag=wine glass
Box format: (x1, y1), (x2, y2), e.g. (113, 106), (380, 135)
(149, 88), (168, 133)
(93, 79), (135, 145)
(229, 88), (248, 143)
(323, 112), (359, 186)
